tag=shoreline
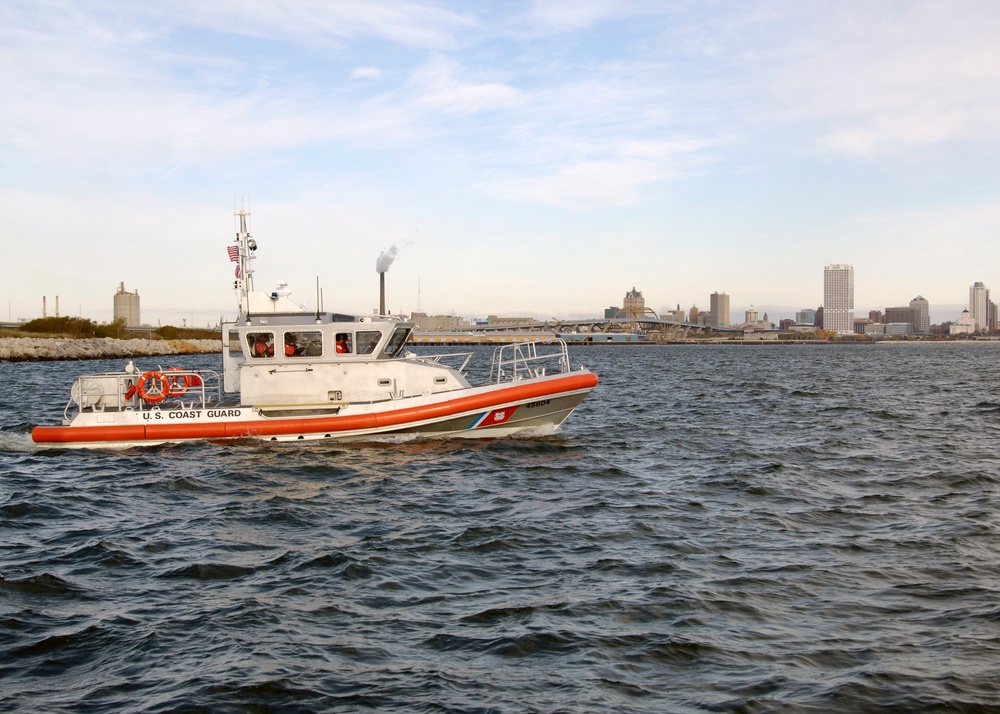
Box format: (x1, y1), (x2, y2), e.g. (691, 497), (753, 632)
(0, 337), (221, 363)
(2, 335), (993, 362)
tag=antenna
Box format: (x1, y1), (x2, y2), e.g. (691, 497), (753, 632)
(233, 204), (256, 319)
(315, 277), (321, 323)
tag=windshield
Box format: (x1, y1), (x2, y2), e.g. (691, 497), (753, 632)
(383, 327), (411, 357)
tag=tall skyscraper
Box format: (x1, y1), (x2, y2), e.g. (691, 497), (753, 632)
(709, 292), (730, 328)
(969, 282), (989, 330)
(909, 295), (930, 333)
(822, 264), (854, 334)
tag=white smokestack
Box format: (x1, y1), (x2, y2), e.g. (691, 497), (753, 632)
(376, 244), (398, 274)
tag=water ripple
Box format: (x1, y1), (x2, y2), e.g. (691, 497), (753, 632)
(3, 346), (1000, 711)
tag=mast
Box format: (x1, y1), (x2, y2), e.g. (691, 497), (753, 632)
(232, 208), (256, 318)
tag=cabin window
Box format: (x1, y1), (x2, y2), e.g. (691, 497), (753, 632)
(247, 332), (275, 359)
(334, 332), (352, 354)
(355, 330), (382, 355)
(228, 330), (243, 357)
(283, 330), (322, 358)
(382, 327), (411, 357)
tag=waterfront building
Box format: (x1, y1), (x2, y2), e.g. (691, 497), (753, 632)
(885, 322), (913, 336)
(969, 282), (989, 330)
(796, 308), (817, 325)
(823, 264), (854, 334)
(486, 315), (542, 327)
(709, 292), (730, 328)
(113, 282), (140, 327)
(950, 309), (975, 335)
(909, 296), (930, 333)
(410, 312), (471, 331)
(868, 310), (883, 323)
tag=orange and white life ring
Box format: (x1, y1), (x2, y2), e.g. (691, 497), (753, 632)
(137, 371), (170, 404)
(166, 367), (192, 396)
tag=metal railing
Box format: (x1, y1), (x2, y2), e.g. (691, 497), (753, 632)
(63, 369), (223, 421)
(410, 351), (474, 374)
(489, 340), (572, 383)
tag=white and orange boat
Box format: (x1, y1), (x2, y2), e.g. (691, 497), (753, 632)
(31, 211), (598, 449)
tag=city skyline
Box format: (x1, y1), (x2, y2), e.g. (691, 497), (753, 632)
(3, 2), (1000, 326)
(10, 273), (984, 332)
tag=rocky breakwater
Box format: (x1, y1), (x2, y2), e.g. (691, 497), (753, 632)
(0, 337), (221, 362)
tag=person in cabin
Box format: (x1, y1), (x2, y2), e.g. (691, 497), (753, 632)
(253, 334), (274, 358)
(284, 333), (299, 357)
(336, 333), (350, 354)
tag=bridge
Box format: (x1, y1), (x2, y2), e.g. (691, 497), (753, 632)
(412, 308), (751, 345)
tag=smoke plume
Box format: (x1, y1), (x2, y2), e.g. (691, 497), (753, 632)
(376, 244), (398, 274)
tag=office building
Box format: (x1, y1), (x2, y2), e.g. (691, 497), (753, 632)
(970, 282), (990, 331)
(709, 292), (730, 328)
(796, 308), (817, 325)
(884, 306), (915, 326)
(909, 296), (930, 333)
(822, 264), (854, 334)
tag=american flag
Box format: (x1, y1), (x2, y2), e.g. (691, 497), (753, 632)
(235, 266), (241, 278)
(227, 245), (239, 262)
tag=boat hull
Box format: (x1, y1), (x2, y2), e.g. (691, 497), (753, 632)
(32, 371), (597, 448)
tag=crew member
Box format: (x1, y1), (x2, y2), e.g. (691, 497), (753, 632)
(253, 335), (274, 358)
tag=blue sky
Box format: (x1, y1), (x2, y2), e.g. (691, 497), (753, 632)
(3, 1), (999, 327)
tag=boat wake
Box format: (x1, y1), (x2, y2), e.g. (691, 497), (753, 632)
(0, 430), (37, 452)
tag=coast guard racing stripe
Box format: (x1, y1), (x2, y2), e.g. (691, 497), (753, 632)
(469, 406), (518, 429)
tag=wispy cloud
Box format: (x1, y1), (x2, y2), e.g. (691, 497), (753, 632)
(156, 0), (478, 48)
(350, 66), (384, 81)
(3, 1), (1000, 321)
(409, 55), (522, 115)
(524, 0), (642, 32)
(757, 2), (1000, 156)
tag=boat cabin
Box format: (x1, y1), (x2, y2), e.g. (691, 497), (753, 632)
(222, 312), (471, 406)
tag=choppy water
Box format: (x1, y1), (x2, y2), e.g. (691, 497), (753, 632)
(2, 343), (999, 712)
